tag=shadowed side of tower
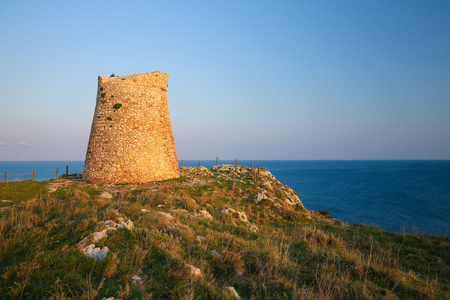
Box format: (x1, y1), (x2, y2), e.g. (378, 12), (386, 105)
(83, 71), (180, 184)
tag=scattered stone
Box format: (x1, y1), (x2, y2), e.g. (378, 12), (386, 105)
(157, 211), (173, 220)
(186, 264), (202, 279)
(121, 219), (134, 230)
(100, 297), (120, 300)
(163, 227), (174, 233)
(194, 235), (206, 243)
(254, 192), (267, 205)
(199, 210), (213, 219)
(156, 204), (165, 208)
(261, 181), (273, 191)
(131, 275), (143, 283)
(101, 218), (134, 232)
(99, 192), (113, 199)
(221, 208), (248, 223)
(284, 187), (304, 207)
(248, 224), (259, 233)
(224, 286), (241, 299)
(209, 250), (223, 259)
(141, 208), (150, 213)
(78, 231), (107, 246)
(82, 244), (110, 260)
(104, 220), (117, 227)
(1, 200), (13, 203)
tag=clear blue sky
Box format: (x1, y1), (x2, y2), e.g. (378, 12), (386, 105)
(1, 0), (449, 160)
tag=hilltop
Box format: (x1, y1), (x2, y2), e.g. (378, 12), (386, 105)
(0, 165), (449, 299)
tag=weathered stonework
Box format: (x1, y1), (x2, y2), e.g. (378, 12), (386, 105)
(83, 71), (179, 184)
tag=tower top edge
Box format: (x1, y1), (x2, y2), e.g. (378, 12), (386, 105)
(98, 71), (168, 80)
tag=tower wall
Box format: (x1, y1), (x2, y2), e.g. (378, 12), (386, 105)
(83, 71), (179, 184)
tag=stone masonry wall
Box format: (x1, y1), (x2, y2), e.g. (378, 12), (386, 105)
(83, 71), (180, 184)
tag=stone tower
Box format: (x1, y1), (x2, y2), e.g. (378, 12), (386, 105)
(83, 71), (180, 184)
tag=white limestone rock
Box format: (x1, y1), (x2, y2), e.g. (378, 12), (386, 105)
(224, 286), (241, 299)
(158, 211), (174, 221)
(186, 264), (202, 279)
(261, 181), (273, 192)
(221, 207), (248, 223)
(82, 244), (110, 260)
(248, 224), (259, 233)
(99, 192), (113, 199)
(78, 231), (107, 246)
(131, 275), (143, 284)
(199, 210), (213, 220)
(194, 235), (206, 243)
(209, 250), (223, 259)
(254, 192), (267, 205)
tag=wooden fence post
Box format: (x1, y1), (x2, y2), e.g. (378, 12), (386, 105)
(66, 166), (68, 175)
(33, 170), (35, 182)
(256, 165), (260, 185)
(216, 157), (218, 165)
(236, 159), (238, 167)
(4, 171), (6, 183)
(56, 168), (59, 180)
(181, 160), (184, 168)
(199, 161), (201, 168)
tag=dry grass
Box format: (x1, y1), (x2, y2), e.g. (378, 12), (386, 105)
(0, 169), (448, 299)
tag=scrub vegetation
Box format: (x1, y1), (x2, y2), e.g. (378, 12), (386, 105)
(0, 166), (448, 299)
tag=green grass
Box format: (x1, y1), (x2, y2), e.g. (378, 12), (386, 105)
(0, 181), (49, 206)
(0, 166), (449, 299)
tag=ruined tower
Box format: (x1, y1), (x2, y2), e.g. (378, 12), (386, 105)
(83, 71), (180, 184)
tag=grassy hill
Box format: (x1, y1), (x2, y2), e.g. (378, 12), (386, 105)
(0, 165), (448, 299)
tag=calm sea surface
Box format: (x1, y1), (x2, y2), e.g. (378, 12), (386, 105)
(1, 160), (449, 236)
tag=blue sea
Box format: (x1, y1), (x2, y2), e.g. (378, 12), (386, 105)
(1, 160), (449, 236)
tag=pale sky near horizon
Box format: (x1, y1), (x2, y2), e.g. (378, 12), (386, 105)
(1, 0), (449, 161)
